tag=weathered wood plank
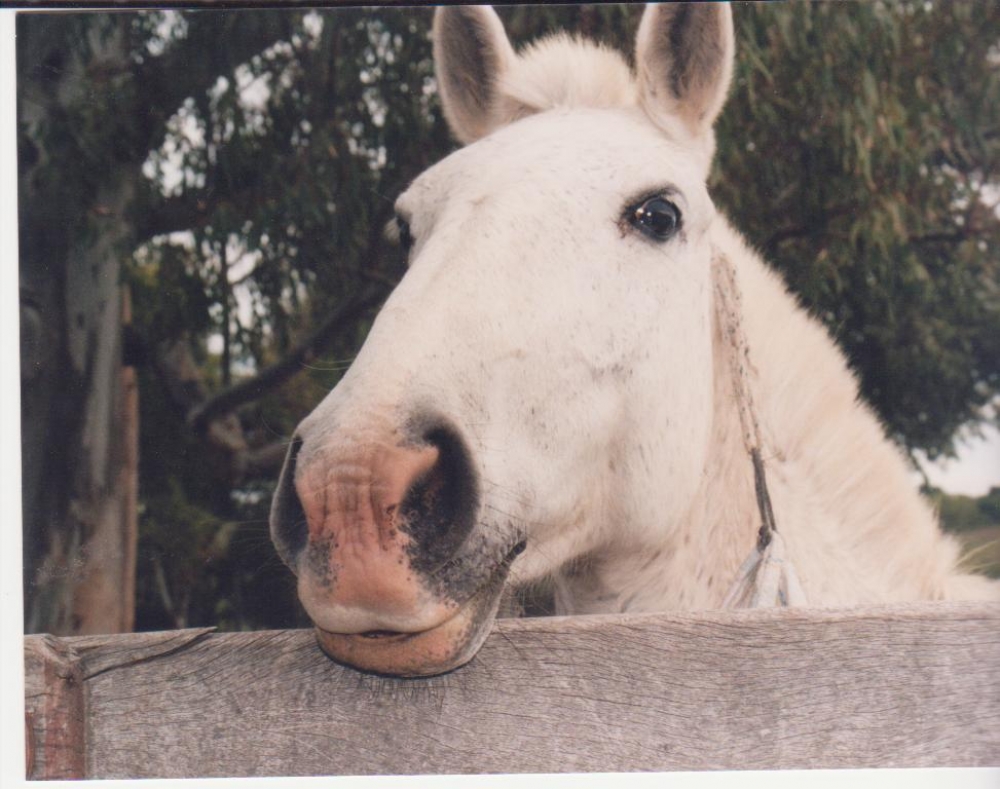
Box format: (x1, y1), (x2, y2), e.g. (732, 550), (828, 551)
(23, 635), (85, 779)
(24, 602), (1000, 778)
(22, 627), (214, 779)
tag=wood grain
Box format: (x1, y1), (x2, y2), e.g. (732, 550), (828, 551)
(24, 635), (85, 779)
(24, 602), (1000, 778)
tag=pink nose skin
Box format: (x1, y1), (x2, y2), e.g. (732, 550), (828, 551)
(293, 440), (459, 635)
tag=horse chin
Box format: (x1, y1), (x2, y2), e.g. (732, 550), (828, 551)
(313, 560), (511, 677)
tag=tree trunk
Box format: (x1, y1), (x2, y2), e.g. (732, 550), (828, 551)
(19, 15), (138, 635)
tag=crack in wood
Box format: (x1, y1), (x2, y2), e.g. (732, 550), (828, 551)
(70, 627), (217, 680)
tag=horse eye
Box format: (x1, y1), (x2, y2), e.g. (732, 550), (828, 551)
(628, 196), (682, 242)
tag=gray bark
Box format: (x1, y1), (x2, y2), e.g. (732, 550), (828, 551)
(19, 16), (138, 635)
(17, 11), (312, 634)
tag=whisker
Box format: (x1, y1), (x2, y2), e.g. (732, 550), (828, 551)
(298, 362), (355, 372)
(252, 410), (297, 442)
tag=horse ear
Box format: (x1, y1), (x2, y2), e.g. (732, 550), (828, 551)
(433, 6), (517, 145)
(635, 2), (735, 141)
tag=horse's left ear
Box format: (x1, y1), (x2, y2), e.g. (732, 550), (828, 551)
(635, 3), (735, 142)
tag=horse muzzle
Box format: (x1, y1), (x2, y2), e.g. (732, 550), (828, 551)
(270, 414), (516, 676)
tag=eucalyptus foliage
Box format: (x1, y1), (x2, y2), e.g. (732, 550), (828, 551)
(715, 2), (1000, 458)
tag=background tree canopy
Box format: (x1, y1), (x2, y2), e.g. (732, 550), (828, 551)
(18, 3), (1000, 634)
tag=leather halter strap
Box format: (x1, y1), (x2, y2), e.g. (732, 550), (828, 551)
(712, 249), (806, 608)
(711, 249), (778, 552)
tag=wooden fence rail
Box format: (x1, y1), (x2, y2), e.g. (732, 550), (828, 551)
(23, 601), (1000, 779)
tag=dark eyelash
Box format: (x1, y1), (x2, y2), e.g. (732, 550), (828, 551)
(384, 215), (414, 253)
(397, 217), (413, 252)
(624, 184), (680, 208)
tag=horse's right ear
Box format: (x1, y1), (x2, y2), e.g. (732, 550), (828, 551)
(635, 3), (735, 143)
(433, 5), (517, 145)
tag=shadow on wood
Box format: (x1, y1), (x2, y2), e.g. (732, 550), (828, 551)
(23, 602), (1000, 778)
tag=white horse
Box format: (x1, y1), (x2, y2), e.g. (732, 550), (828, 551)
(270, 3), (999, 677)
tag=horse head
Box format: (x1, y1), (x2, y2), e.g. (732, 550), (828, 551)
(270, 4), (735, 676)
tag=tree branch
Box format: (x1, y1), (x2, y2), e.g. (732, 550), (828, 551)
(134, 13), (302, 153)
(185, 188), (403, 431)
(908, 228), (977, 245)
(762, 223), (820, 256)
(760, 204), (858, 258)
(244, 440), (292, 479)
(186, 286), (389, 433)
(134, 188), (214, 242)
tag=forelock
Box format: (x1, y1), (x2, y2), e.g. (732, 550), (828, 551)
(496, 34), (637, 122)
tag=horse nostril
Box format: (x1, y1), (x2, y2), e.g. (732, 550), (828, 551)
(400, 421), (480, 572)
(270, 435), (308, 570)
